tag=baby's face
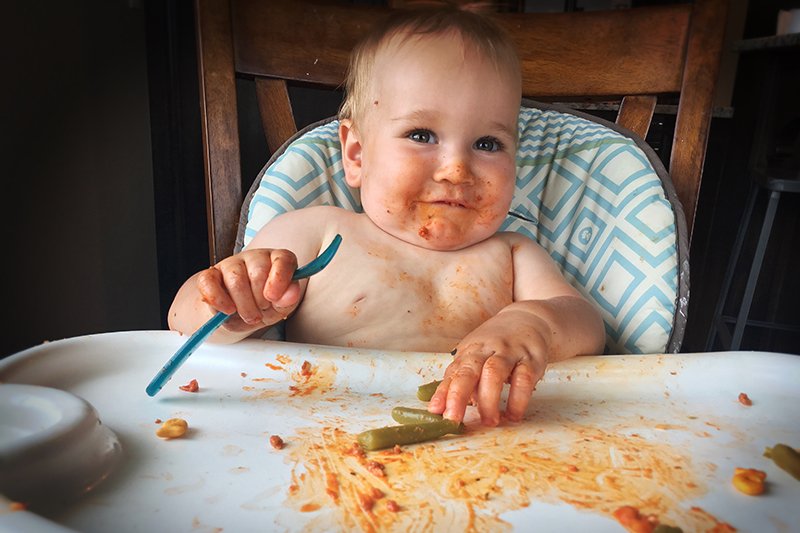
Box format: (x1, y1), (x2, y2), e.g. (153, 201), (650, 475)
(345, 34), (520, 251)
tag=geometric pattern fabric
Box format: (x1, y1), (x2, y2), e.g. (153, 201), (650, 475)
(239, 104), (683, 354)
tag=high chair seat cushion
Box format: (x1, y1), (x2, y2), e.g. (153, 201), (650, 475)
(237, 101), (688, 354)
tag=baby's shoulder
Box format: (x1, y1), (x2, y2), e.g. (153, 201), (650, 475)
(492, 231), (541, 250)
(249, 205), (358, 247)
(271, 204), (358, 226)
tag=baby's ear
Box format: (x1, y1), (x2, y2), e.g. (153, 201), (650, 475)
(339, 119), (363, 187)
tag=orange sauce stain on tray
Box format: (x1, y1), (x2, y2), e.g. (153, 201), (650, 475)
(289, 360), (337, 397)
(279, 423), (726, 532)
(242, 360), (338, 401)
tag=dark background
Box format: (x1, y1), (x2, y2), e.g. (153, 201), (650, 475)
(3, 0), (799, 358)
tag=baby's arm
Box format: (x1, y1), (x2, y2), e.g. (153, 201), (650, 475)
(428, 235), (605, 426)
(168, 209), (329, 344)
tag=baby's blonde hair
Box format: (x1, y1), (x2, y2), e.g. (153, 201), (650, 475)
(338, 5), (521, 124)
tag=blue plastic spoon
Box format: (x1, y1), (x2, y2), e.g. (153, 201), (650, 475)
(146, 234), (342, 397)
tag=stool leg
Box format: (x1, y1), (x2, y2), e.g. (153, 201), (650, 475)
(706, 184), (759, 351)
(730, 190), (781, 350)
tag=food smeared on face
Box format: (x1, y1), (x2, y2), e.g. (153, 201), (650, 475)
(349, 32), (519, 252)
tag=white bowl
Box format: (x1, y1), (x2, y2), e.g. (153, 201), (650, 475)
(0, 384), (122, 504)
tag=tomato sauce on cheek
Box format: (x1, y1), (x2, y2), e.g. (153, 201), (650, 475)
(474, 181), (509, 228)
(374, 160), (432, 232)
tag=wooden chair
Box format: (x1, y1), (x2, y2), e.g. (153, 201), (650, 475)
(195, 0), (729, 264)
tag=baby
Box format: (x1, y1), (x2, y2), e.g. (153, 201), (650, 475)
(169, 7), (605, 426)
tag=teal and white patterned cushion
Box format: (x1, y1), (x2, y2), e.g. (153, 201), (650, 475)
(237, 103), (687, 354)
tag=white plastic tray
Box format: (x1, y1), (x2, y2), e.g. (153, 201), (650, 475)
(1, 331), (798, 532)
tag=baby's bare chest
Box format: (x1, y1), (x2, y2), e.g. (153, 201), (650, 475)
(301, 242), (514, 330)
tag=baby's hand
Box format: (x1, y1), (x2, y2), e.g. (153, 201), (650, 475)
(195, 249), (301, 332)
(427, 309), (550, 426)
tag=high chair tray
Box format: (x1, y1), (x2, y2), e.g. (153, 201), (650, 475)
(1, 331), (798, 532)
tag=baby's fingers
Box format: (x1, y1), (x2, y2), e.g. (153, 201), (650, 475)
(218, 261), (262, 325)
(476, 356), (515, 427)
(262, 249), (299, 303)
(438, 356), (484, 423)
(196, 267), (236, 315)
(504, 361), (541, 423)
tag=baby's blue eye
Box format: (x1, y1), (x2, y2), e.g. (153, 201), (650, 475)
(408, 130), (435, 144)
(475, 137), (503, 152)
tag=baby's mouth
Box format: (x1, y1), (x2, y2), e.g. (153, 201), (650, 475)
(430, 199), (467, 208)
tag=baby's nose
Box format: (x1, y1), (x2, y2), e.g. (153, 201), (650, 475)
(433, 161), (473, 184)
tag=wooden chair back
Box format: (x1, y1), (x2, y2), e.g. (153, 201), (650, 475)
(195, 0), (728, 263)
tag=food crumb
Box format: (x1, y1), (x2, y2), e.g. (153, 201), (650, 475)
(179, 379), (199, 392)
(612, 505), (659, 532)
(300, 360), (312, 377)
(386, 500), (400, 512)
(240, 372), (247, 377)
(366, 460), (386, 477)
(154, 418), (162, 424)
(156, 418), (188, 439)
(358, 492), (375, 511)
(732, 467), (766, 495)
(8, 501), (26, 512)
(270, 435), (285, 450)
(345, 442), (366, 458)
(380, 444), (402, 455)
(738, 392), (752, 406)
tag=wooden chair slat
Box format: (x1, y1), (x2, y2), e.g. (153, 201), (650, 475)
(255, 78), (297, 155)
(617, 95), (658, 139)
(669, 0), (729, 233)
(196, 0), (242, 264)
(496, 6), (691, 98)
(231, 3), (691, 98)
(232, 0), (385, 88)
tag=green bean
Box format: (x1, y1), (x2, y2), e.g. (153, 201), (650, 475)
(653, 525), (683, 533)
(357, 420), (463, 451)
(764, 443), (800, 481)
(416, 380), (442, 402)
(392, 406), (448, 425)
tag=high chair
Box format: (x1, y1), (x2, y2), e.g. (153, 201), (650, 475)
(194, 0), (729, 354)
